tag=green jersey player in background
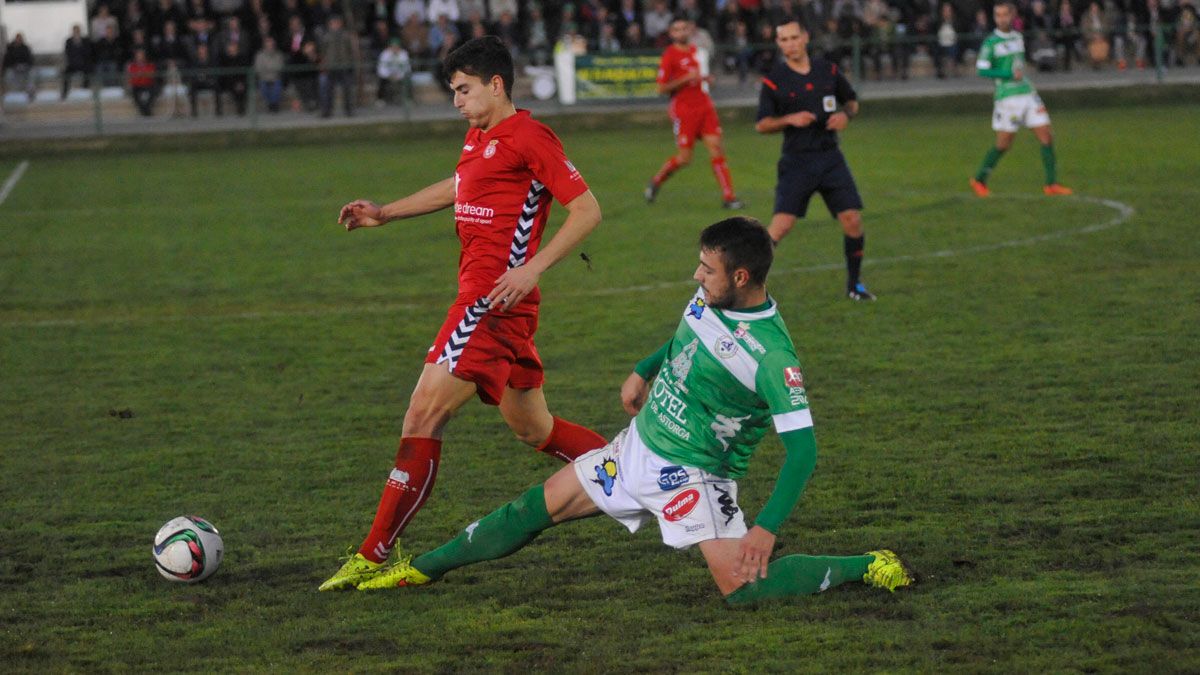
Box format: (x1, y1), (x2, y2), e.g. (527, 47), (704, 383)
(355, 217), (914, 604)
(970, 1), (1073, 198)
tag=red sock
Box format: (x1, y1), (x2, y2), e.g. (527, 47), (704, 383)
(358, 437), (441, 563)
(711, 156), (735, 201)
(536, 416), (606, 462)
(653, 156), (683, 186)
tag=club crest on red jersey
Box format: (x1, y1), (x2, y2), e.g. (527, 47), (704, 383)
(483, 140), (499, 159)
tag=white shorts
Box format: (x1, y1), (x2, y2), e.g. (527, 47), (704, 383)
(573, 419), (748, 549)
(992, 93), (1051, 133)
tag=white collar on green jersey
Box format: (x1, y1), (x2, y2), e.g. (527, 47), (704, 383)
(715, 296), (777, 322)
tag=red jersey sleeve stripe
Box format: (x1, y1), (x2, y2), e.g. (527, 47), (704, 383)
(761, 77), (778, 91)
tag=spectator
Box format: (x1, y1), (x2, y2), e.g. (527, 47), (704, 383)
(1176, 3), (1200, 65)
(154, 20), (191, 68)
(429, 13), (460, 55)
(364, 0), (393, 29)
(319, 14), (355, 117)
(63, 24), (94, 99)
(187, 17), (218, 55)
(127, 47), (158, 115)
(291, 39), (321, 110)
(124, 0), (149, 39)
(496, 11), (521, 51)
(309, 0), (338, 34)
(428, 0), (461, 23)
(1029, 0), (1058, 70)
(394, 0), (427, 28)
(149, 0), (186, 39)
(218, 39), (250, 114)
(1056, 0), (1080, 71)
(91, 5), (120, 42)
(376, 37), (411, 104)
(965, 7), (990, 52)
(186, 0), (213, 24)
(1081, 0), (1111, 67)
(210, 0), (245, 19)
(2, 33), (37, 102)
(489, 0), (517, 23)
(367, 18), (395, 63)
(615, 0), (642, 40)
(525, 5), (552, 65)
(254, 35), (285, 111)
(677, 0), (704, 25)
(128, 28), (154, 66)
(277, 0), (308, 29)
(216, 16), (251, 62)
(863, 0), (891, 78)
(597, 21), (623, 51)
(644, 0), (674, 46)
(187, 42), (222, 114)
(624, 20), (647, 48)
(401, 13), (431, 56)
(284, 14), (310, 60)
(94, 24), (125, 86)
(934, 2), (960, 77)
(457, 0), (487, 25)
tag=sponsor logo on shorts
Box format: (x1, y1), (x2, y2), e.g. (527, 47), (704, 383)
(713, 484), (740, 525)
(784, 366), (804, 388)
(592, 457), (618, 497)
(662, 488), (700, 522)
(684, 523), (706, 533)
(657, 466), (690, 491)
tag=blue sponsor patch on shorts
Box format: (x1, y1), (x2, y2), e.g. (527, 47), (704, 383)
(657, 465), (690, 491)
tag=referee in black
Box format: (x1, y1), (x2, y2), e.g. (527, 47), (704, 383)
(756, 18), (874, 301)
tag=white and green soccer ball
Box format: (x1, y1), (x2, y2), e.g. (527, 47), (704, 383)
(152, 516), (224, 583)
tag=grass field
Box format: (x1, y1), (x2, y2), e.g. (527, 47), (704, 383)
(2, 93), (1198, 672)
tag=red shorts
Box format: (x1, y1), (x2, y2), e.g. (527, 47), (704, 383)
(425, 299), (544, 405)
(669, 99), (721, 149)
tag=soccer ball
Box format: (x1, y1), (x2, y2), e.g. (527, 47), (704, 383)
(152, 516), (224, 583)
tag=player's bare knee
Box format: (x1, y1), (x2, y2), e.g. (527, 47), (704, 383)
(840, 212), (863, 237)
(402, 400), (456, 437)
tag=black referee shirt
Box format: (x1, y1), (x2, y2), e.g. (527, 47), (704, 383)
(757, 57), (857, 155)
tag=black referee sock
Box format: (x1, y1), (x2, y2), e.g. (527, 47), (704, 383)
(844, 234), (865, 289)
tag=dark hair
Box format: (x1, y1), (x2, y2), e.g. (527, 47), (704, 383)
(442, 36), (515, 99)
(773, 15), (809, 32)
(699, 217), (774, 287)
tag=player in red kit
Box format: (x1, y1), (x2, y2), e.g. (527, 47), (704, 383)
(320, 37), (605, 591)
(645, 18), (743, 210)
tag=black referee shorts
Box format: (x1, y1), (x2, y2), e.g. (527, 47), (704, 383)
(773, 149), (864, 219)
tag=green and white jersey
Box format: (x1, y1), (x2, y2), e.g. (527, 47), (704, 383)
(635, 289), (813, 479)
(976, 30), (1036, 100)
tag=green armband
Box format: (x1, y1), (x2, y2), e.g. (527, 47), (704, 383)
(754, 428), (818, 534)
(633, 340), (670, 380)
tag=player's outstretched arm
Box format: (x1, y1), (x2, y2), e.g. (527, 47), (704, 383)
(338, 177), (456, 231)
(486, 189), (601, 309)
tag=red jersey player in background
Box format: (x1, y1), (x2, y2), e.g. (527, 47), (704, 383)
(645, 17), (744, 210)
(321, 37), (605, 592)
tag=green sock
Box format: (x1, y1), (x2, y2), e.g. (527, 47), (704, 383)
(412, 484), (553, 581)
(975, 146), (1006, 183)
(725, 553), (875, 606)
(1040, 142), (1057, 185)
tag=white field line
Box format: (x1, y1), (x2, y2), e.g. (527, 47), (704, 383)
(0, 194), (1134, 329)
(0, 160), (30, 207)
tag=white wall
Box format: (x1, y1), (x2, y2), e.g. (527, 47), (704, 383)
(0, 0), (89, 55)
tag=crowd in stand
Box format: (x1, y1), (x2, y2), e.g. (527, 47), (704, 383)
(2, 0), (1198, 116)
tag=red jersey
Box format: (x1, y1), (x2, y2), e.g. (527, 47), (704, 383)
(127, 61), (157, 88)
(657, 44), (710, 111)
(453, 110), (588, 314)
